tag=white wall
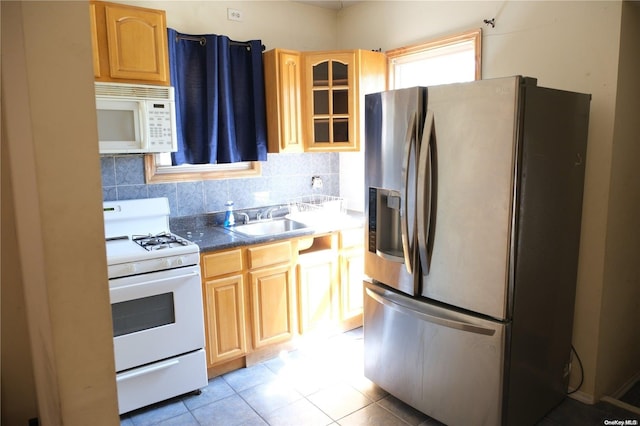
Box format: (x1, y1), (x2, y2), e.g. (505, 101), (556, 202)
(338, 0), (638, 402)
(119, 0), (338, 51)
(597, 0), (640, 399)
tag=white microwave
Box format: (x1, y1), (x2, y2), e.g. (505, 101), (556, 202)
(95, 82), (178, 154)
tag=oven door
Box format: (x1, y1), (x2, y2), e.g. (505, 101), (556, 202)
(110, 265), (205, 372)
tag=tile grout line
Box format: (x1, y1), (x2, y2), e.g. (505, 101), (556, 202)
(234, 389), (273, 426)
(126, 329), (411, 425)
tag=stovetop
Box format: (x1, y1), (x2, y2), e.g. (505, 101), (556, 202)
(105, 232), (199, 278)
(103, 198), (200, 279)
(106, 232), (197, 260)
(132, 232), (192, 251)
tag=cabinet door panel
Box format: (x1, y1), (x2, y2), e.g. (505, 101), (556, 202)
(340, 248), (364, 321)
(247, 241), (292, 269)
(304, 52), (357, 151)
(103, 3), (168, 83)
(340, 227), (364, 249)
(264, 49), (303, 153)
(202, 249), (243, 278)
(249, 265), (294, 348)
(89, 4), (101, 78)
(204, 274), (247, 366)
(297, 257), (338, 333)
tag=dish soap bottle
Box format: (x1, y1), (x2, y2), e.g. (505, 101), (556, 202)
(223, 201), (235, 227)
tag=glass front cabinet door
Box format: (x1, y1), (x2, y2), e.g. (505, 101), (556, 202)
(303, 52), (357, 151)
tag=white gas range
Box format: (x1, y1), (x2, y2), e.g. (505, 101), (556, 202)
(103, 197), (207, 414)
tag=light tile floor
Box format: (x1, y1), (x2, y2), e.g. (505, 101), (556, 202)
(120, 328), (640, 425)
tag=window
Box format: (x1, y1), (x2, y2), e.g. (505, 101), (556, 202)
(387, 28), (482, 89)
(145, 31), (266, 183)
(144, 154), (261, 183)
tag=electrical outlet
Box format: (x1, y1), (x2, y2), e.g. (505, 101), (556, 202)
(227, 8), (243, 21)
(311, 176), (323, 189)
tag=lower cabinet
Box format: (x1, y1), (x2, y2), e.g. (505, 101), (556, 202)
(203, 273), (246, 365)
(297, 249), (339, 333)
(201, 240), (295, 374)
(248, 263), (295, 348)
(296, 228), (364, 333)
(247, 241), (296, 349)
(201, 248), (247, 367)
(339, 228), (365, 325)
(200, 228), (363, 376)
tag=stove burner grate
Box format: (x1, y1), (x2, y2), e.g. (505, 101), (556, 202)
(132, 232), (189, 251)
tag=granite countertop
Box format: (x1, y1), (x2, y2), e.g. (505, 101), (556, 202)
(170, 210), (364, 253)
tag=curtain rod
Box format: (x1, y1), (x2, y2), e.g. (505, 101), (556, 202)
(175, 34), (265, 51)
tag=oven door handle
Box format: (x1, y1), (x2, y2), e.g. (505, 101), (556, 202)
(111, 271), (199, 291)
(116, 358), (180, 382)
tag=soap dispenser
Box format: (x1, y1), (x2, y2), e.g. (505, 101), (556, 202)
(223, 201), (235, 227)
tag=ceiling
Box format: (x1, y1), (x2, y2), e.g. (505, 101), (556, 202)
(295, 1), (361, 10)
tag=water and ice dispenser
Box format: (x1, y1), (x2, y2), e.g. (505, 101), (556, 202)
(368, 187), (405, 262)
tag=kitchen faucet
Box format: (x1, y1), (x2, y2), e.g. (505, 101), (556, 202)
(257, 206), (285, 221)
(237, 212), (250, 224)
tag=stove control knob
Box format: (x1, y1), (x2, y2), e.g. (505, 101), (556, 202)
(176, 256), (186, 266)
(127, 264), (137, 274)
(161, 259), (171, 268)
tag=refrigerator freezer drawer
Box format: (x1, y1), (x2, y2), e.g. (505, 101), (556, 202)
(363, 281), (506, 426)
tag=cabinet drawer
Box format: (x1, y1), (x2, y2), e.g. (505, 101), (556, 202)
(202, 249), (243, 278)
(247, 241), (292, 269)
(340, 227), (363, 249)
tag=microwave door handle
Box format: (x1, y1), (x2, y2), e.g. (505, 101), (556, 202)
(401, 113), (417, 275)
(417, 110), (434, 275)
(137, 101), (147, 150)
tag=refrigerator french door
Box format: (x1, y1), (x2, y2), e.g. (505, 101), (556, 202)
(363, 76), (591, 426)
(364, 281), (506, 425)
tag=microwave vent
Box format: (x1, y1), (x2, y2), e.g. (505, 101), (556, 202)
(95, 82), (173, 100)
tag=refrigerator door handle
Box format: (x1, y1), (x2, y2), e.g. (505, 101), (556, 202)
(365, 287), (496, 336)
(400, 113), (417, 274)
(417, 110), (434, 275)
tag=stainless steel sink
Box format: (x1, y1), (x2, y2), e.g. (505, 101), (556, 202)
(227, 218), (309, 238)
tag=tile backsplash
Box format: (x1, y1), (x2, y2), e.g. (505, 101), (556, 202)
(101, 153), (340, 217)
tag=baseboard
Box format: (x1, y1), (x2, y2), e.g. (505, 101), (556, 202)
(610, 371), (640, 399)
(568, 390), (597, 405)
(601, 396), (640, 415)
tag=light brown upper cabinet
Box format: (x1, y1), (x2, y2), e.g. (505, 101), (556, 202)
(264, 49), (386, 153)
(263, 49), (304, 153)
(303, 51), (356, 151)
(302, 50), (386, 152)
(90, 1), (170, 85)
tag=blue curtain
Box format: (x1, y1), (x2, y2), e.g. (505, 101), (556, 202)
(168, 28), (267, 165)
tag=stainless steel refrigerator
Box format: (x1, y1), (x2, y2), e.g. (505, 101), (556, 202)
(363, 76), (591, 426)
